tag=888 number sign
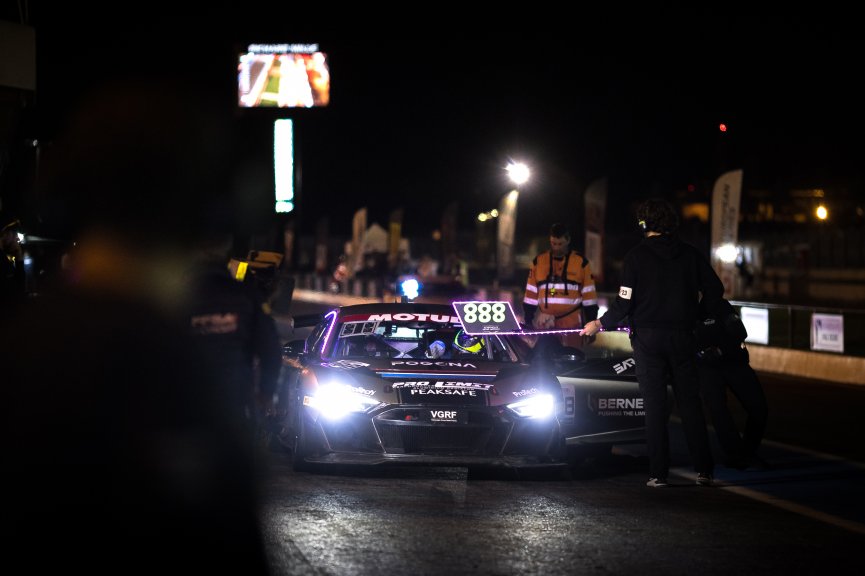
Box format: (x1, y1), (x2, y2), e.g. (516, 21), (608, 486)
(452, 301), (521, 334)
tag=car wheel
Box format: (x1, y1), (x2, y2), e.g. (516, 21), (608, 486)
(291, 410), (313, 472)
(567, 444), (613, 465)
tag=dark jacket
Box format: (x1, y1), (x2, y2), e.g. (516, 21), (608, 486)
(185, 260), (282, 408)
(695, 298), (750, 364)
(599, 234), (724, 331)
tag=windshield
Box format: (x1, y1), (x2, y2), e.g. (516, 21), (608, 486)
(332, 320), (518, 362)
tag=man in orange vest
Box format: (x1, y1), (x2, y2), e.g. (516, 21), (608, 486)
(523, 223), (598, 348)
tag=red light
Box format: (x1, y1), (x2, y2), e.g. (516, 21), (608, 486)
(719, 123), (727, 132)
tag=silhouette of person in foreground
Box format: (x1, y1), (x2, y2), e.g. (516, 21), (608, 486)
(2, 76), (271, 574)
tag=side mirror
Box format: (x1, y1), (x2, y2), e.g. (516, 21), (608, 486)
(554, 347), (585, 363)
(282, 339), (306, 357)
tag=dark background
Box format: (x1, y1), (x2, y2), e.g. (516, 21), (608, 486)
(5, 3), (864, 244)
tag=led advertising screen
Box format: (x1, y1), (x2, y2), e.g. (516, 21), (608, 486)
(238, 43), (330, 108)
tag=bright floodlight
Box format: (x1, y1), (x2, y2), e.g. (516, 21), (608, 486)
(507, 162), (530, 186)
(715, 243), (738, 264)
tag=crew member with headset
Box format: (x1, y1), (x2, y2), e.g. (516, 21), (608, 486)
(523, 223), (598, 348)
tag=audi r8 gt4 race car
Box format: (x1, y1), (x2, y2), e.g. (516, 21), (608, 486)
(273, 301), (654, 472)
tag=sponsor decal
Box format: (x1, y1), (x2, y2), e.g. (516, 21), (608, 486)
(349, 386), (376, 396)
(392, 360), (477, 369)
(430, 410), (458, 422)
(349, 313), (461, 323)
(613, 358), (635, 374)
(453, 301), (521, 334)
(392, 381), (494, 391)
(321, 360), (370, 370)
(191, 312), (239, 335)
(560, 384), (575, 416)
(410, 389), (478, 396)
(591, 395), (644, 417)
(512, 387), (540, 398)
(618, 286), (633, 299)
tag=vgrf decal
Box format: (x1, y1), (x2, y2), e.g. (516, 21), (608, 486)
(430, 410), (458, 422)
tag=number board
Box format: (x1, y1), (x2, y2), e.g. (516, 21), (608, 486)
(452, 301), (522, 335)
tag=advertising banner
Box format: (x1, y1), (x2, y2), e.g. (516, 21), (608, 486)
(584, 177), (607, 283)
(496, 190), (518, 282)
(349, 207), (367, 277)
(711, 169), (743, 296)
(740, 306), (769, 345)
(811, 313), (844, 353)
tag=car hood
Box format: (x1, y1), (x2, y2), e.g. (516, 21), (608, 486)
(310, 356), (557, 404)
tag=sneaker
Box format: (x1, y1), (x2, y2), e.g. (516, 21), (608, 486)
(696, 472), (713, 487)
(646, 477), (668, 488)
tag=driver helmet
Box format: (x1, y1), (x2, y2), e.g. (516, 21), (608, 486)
(453, 330), (485, 355)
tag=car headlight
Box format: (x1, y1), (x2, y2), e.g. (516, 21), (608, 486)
(306, 382), (381, 420)
(507, 393), (555, 419)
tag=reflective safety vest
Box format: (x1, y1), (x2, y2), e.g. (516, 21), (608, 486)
(524, 250), (597, 319)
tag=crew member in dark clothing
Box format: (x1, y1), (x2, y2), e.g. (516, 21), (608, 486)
(185, 234), (283, 448)
(3, 76), (273, 574)
(580, 198), (725, 487)
(696, 298), (768, 469)
(0, 218), (26, 307)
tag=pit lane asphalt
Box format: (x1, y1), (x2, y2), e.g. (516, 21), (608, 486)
(256, 302), (865, 575)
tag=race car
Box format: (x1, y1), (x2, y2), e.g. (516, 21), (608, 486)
(273, 301), (654, 472)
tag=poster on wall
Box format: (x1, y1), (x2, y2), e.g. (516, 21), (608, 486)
(811, 313), (844, 353)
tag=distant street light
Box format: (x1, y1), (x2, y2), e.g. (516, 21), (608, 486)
(507, 162), (530, 186)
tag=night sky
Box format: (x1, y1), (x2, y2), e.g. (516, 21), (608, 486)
(16, 4), (865, 242)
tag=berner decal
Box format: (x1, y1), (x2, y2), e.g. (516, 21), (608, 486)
(593, 396), (644, 417)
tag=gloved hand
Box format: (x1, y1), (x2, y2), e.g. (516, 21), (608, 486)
(532, 312), (556, 329)
(426, 339), (447, 358)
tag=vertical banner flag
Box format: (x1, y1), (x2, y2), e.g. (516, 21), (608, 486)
(350, 207), (367, 277)
(314, 216), (329, 274)
(497, 190), (519, 282)
(441, 200), (459, 269)
(711, 169), (743, 296)
(388, 208), (404, 269)
(584, 177), (607, 283)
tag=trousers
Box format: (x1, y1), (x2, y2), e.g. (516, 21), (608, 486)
(698, 353), (768, 462)
(631, 328), (714, 479)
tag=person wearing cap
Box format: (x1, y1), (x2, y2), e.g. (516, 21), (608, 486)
(1, 218), (26, 306)
(523, 222), (598, 348)
(580, 198), (724, 488)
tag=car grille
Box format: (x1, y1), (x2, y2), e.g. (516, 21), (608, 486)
(374, 409), (511, 455)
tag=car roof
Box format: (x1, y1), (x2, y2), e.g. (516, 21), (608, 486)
(335, 302), (457, 317)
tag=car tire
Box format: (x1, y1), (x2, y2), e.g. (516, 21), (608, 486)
(291, 410), (313, 472)
(567, 444), (612, 466)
